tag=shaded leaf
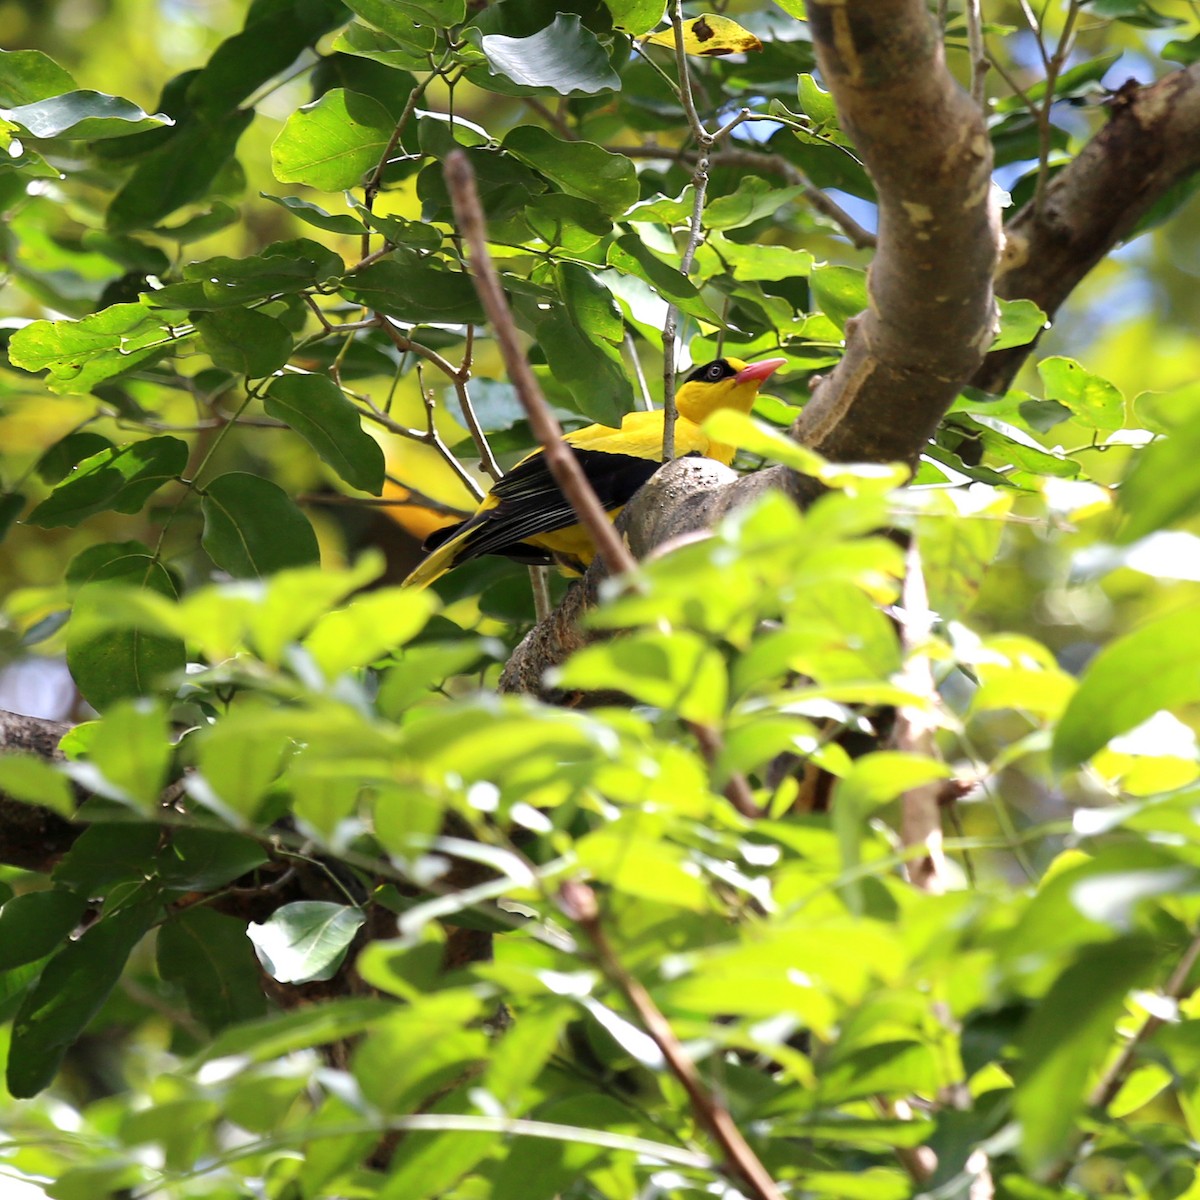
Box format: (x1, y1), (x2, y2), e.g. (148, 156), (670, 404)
(194, 308), (293, 378)
(265, 374), (385, 494)
(505, 125), (638, 216)
(0, 891), (86, 972)
(201, 472), (320, 577)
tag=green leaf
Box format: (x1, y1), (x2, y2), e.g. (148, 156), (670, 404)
(0, 754), (75, 817)
(554, 631), (728, 723)
(331, 21), (434, 70)
(194, 308), (293, 378)
(197, 997), (392, 1065)
(342, 0), (441, 46)
(156, 828), (270, 891)
(247, 901), (367, 984)
(606, 234), (721, 323)
(340, 259), (485, 324)
(524, 193), (612, 252)
(36, 432), (114, 485)
(533, 262), (632, 424)
(201, 472), (320, 578)
(468, 14), (621, 96)
(1038, 356), (1124, 431)
(261, 192), (365, 234)
(271, 88), (394, 191)
(705, 176), (807, 231)
(106, 109), (254, 233)
(86, 698), (171, 810)
(264, 374), (385, 494)
(810, 264), (868, 331)
(304, 587), (436, 679)
(602, 0), (664, 33)
(1116, 412), (1200, 543)
(0, 491), (24, 542)
(1014, 935), (1158, 1171)
(0, 49), (76, 108)
(992, 297), (1048, 351)
(26, 436), (187, 528)
(2, 90), (172, 140)
(0, 891), (86, 972)
(1086, 0), (1181, 28)
(159, 244), (341, 309)
(1052, 608), (1200, 768)
(7, 898), (158, 1098)
(993, 51), (1122, 113)
(8, 302), (184, 395)
(505, 125), (638, 216)
(156, 908), (267, 1033)
(52, 823), (162, 893)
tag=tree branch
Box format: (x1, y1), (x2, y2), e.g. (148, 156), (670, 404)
(975, 63), (1200, 393)
(502, 0), (999, 690)
(0, 709), (80, 871)
(444, 150), (639, 582)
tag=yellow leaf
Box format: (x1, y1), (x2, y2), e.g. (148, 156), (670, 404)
(640, 15), (763, 57)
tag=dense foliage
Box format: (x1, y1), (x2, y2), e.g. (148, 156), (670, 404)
(1, 1), (1200, 1197)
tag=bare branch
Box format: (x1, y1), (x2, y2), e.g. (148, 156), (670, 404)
(444, 150), (639, 581)
(558, 881), (786, 1200)
(975, 63), (1200, 393)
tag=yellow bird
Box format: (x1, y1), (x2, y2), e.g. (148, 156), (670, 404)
(403, 356), (786, 588)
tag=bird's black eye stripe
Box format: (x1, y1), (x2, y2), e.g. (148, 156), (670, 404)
(685, 358), (736, 384)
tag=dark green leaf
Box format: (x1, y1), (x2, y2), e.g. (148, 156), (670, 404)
(27, 436), (187, 528)
(810, 265), (868, 331)
(261, 192), (365, 234)
(247, 901), (366, 984)
(8, 303), (186, 395)
(331, 21), (433, 71)
(36, 433), (114, 485)
(194, 308), (293, 378)
(504, 125), (637, 215)
(534, 263), (632, 424)
(606, 234), (721, 323)
(469, 14), (621, 96)
(52, 823), (162, 893)
(156, 908), (267, 1033)
(106, 109), (254, 232)
(271, 88), (394, 191)
(341, 259), (485, 324)
(264, 373), (386, 494)
(7, 898), (158, 1097)
(0, 891), (85, 972)
(156, 828), (269, 891)
(1052, 608), (1200, 768)
(2, 91), (172, 140)
(1014, 936), (1158, 1171)
(0, 491), (24, 541)
(524, 193), (612, 251)
(201, 472), (320, 577)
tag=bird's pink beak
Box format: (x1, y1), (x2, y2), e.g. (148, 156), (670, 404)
(735, 358), (787, 384)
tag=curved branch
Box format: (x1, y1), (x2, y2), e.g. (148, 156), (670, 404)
(975, 63), (1200, 393)
(793, 0), (1000, 464)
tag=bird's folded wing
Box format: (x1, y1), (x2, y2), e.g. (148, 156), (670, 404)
(461, 447), (663, 558)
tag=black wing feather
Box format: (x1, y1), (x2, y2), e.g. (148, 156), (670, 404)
(452, 448), (661, 564)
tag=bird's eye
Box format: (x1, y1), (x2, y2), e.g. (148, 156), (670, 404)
(707, 363), (724, 380)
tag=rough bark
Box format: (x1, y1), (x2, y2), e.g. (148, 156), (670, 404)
(0, 710), (79, 871)
(975, 63), (1200, 394)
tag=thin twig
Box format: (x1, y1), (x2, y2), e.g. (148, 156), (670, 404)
(450, 324), (503, 482)
(966, 0), (988, 109)
(558, 881), (786, 1200)
(1044, 931), (1200, 1185)
(1033, 0), (1081, 216)
(687, 720), (761, 819)
(528, 566), (553, 622)
(445, 151), (639, 581)
(892, 539), (947, 894)
(612, 144), (876, 249)
(624, 330), (654, 411)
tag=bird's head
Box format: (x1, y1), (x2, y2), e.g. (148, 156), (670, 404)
(674, 356), (787, 423)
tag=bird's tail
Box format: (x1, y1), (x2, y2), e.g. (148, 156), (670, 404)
(402, 521), (470, 589)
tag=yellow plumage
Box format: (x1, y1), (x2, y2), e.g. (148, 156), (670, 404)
(403, 356), (786, 588)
